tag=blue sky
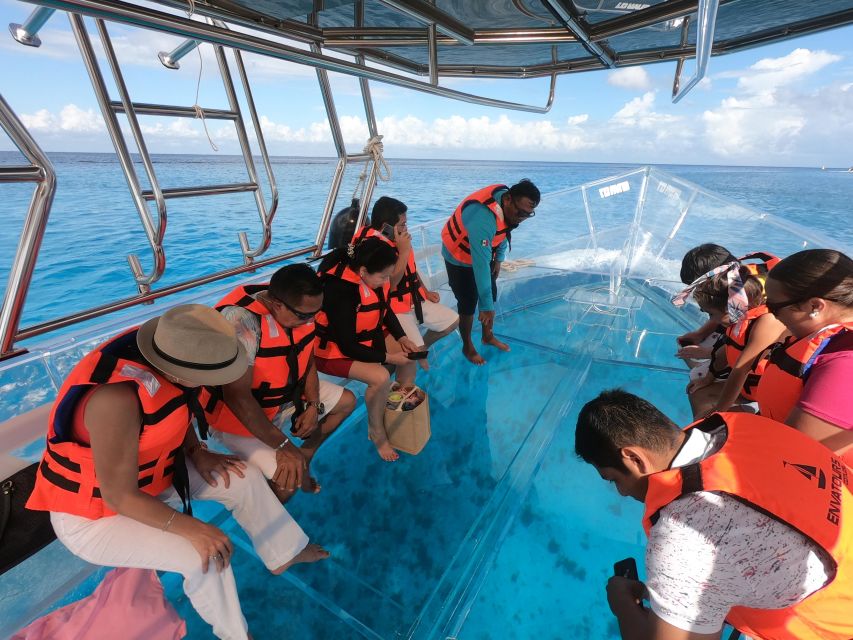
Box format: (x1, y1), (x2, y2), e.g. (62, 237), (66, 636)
(1, 0), (852, 167)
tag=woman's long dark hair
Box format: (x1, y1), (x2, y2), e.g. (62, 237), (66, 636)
(318, 236), (397, 276)
(768, 249), (853, 307)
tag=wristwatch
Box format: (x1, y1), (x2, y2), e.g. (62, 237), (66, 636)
(306, 400), (325, 414)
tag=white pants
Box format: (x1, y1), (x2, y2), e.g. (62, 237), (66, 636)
(396, 300), (459, 346)
(51, 459), (309, 640)
(211, 379), (346, 480)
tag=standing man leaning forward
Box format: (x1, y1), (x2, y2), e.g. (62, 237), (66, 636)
(575, 389), (853, 640)
(204, 264), (356, 501)
(441, 179), (540, 364)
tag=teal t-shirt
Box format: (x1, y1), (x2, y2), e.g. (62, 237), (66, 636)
(441, 188), (509, 312)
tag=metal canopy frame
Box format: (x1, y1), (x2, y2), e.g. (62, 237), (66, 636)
(2, 0), (853, 358)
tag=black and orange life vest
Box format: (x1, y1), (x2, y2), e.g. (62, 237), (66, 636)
(723, 304), (772, 401)
(354, 226), (428, 322)
(740, 251), (780, 288)
(202, 285), (315, 437)
(441, 184), (511, 265)
(755, 323), (853, 423)
(644, 412), (853, 640)
(314, 263), (389, 360)
(26, 329), (191, 520)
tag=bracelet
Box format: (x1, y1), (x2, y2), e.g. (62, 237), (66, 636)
(162, 510), (177, 532)
(276, 437), (290, 451)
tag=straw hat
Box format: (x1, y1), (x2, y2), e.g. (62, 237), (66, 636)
(136, 304), (248, 386)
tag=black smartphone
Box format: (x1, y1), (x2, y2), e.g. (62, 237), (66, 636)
(613, 557), (639, 581)
(406, 350), (429, 360)
(381, 223), (395, 240)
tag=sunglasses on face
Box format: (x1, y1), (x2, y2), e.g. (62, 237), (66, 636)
(274, 296), (320, 321)
(766, 297), (808, 316)
(512, 199), (536, 218)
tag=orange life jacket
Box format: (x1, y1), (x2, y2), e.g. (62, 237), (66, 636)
(723, 304), (771, 401)
(441, 184), (511, 265)
(201, 285), (315, 437)
(314, 263), (389, 360)
(354, 226), (428, 321)
(644, 412), (853, 640)
(755, 323), (853, 422)
(26, 329), (191, 520)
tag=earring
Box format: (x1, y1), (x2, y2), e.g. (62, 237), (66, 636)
(809, 310), (819, 318)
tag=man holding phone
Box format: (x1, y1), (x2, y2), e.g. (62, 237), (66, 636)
(575, 389), (853, 640)
(355, 196), (459, 364)
(441, 180), (540, 365)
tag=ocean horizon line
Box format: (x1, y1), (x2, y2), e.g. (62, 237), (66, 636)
(0, 149), (846, 172)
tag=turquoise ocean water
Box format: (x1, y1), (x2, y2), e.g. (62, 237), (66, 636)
(2, 152), (852, 331)
(1, 153), (852, 639)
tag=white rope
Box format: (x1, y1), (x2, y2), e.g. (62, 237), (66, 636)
(351, 134), (391, 201)
(186, 0), (218, 152)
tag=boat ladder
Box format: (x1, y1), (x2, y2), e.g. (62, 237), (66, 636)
(69, 13), (279, 295)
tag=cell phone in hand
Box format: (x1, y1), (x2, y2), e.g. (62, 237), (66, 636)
(613, 557), (639, 581)
(406, 350), (429, 360)
(381, 223), (395, 240)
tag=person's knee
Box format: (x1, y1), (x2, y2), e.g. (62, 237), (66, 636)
(335, 389), (357, 415)
(366, 365), (391, 388)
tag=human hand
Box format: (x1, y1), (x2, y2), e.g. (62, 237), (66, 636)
(184, 518), (233, 574)
(384, 351), (412, 366)
(394, 227), (412, 253)
(426, 290), (441, 303)
(291, 406), (319, 439)
(398, 337), (419, 353)
(491, 261), (501, 278)
(478, 310), (495, 330)
(687, 375), (712, 394)
(676, 330), (701, 346)
(190, 448), (246, 489)
(273, 444), (305, 493)
(606, 576), (647, 617)
(676, 345), (712, 360)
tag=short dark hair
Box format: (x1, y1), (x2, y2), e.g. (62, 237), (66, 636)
(693, 266), (764, 311)
(370, 196), (407, 230)
(575, 389), (681, 471)
(680, 244), (737, 284)
(268, 263), (322, 305)
(508, 179), (540, 205)
(768, 249), (853, 307)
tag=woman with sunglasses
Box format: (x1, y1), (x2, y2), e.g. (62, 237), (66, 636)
(755, 249), (853, 463)
(314, 238), (419, 461)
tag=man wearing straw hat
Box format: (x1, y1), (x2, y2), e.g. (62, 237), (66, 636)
(27, 304), (328, 640)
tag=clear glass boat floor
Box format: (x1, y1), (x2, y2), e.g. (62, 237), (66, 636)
(158, 275), (694, 640)
(4, 167), (838, 638)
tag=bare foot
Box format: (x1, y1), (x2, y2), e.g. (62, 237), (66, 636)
(482, 335), (510, 352)
(463, 345), (486, 365)
(375, 440), (400, 462)
(271, 543), (330, 575)
(301, 475), (322, 494)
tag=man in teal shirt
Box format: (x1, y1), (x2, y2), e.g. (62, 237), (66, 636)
(441, 180), (540, 364)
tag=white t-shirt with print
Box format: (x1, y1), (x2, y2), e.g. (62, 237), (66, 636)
(645, 428), (834, 634)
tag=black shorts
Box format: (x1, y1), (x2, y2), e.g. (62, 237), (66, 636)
(444, 259), (497, 316)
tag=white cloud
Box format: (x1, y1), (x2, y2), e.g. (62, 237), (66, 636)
(736, 48), (841, 95)
(700, 48), (845, 160)
(567, 114), (589, 126)
(608, 67), (651, 91)
(21, 104), (104, 133)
